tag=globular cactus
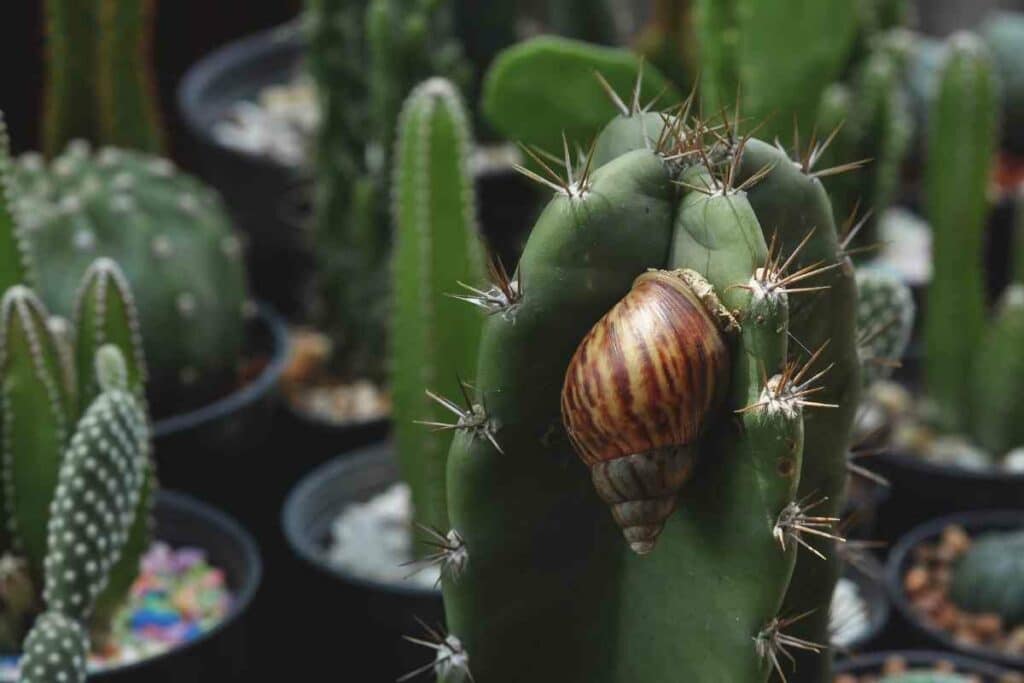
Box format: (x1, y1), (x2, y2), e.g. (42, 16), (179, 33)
(432, 84), (860, 681)
(695, 0), (861, 142)
(43, 0), (164, 156)
(391, 78), (485, 536)
(923, 34), (998, 434)
(950, 529), (1024, 628)
(9, 141), (248, 415)
(306, 0), (469, 378)
(855, 264), (915, 386)
(980, 11), (1024, 154)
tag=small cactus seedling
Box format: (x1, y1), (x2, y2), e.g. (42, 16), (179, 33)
(432, 82), (860, 682)
(391, 77), (486, 540)
(43, 0), (164, 156)
(10, 141), (248, 415)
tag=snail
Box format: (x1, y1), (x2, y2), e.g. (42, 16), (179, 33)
(561, 269), (735, 554)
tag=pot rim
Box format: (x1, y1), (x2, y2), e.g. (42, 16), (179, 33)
(176, 21), (304, 172)
(281, 443), (439, 600)
(834, 648), (1017, 678)
(884, 508), (1024, 670)
(153, 301), (289, 438)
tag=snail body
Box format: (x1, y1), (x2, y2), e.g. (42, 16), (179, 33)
(561, 268), (734, 554)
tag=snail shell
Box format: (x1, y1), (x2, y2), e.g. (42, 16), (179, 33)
(561, 269), (733, 554)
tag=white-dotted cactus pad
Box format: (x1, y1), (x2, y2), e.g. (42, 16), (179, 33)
(17, 611), (88, 683)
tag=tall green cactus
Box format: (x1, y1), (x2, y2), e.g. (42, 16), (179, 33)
(43, 0), (163, 156)
(695, 0), (860, 142)
(0, 114), (33, 293)
(391, 78), (484, 536)
(307, 0), (469, 378)
(923, 34), (997, 433)
(432, 90), (859, 681)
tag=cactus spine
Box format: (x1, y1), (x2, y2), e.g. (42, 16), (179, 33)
(307, 0), (468, 378)
(391, 78), (484, 536)
(923, 35), (997, 433)
(43, 0), (163, 156)
(436, 87), (859, 681)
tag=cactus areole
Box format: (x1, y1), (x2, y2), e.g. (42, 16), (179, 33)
(437, 78), (860, 682)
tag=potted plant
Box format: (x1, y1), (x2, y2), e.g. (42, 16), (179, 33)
(834, 650), (1023, 682)
(858, 35), (1024, 538)
(16, 2), (289, 520)
(0, 195), (260, 681)
(885, 510), (1024, 673)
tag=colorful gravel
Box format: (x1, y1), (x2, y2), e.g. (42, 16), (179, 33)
(0, 543), (232, 680)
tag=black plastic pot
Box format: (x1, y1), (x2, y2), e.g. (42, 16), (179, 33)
(834, 650), (1019, 681)
(870, 451), (1024, 541)
(80, 491), (260, 683)
(281, 443), (443, 681)
(885, 509), (1024, 671)
(153, 301), (288, 522)
(177, 22), (312, 317)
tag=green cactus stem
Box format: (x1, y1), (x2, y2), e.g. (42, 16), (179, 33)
(42, 0), (99, 157)
(923, 34), (998, 433)
(855, 264), (915, 386)
(391, 77), (485, 536)
(17, 611), (89, 683)
(0, 115), (33, 294)
(970, 285), (1024, 458)
(436, 97), (859, 681)
(96, 0), (164, 153)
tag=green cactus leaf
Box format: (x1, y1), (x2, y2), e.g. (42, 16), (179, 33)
(481, 36), (679, 157)
(0, 287), (74, 580)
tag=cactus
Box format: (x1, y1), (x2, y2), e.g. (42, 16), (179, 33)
(815, 31), (914, 247)
(9, 142), (248, 415)
(432, 87), (859, 681)
(855, 264), (915, 386)
(43, 0), (163, 156)
(950, 529), (1024, 628)
(306, 0), (469, 378)
(923, 34), (998, 434)
(980, 11), (1024, 154)
(970, 285), (1024, 457)
(695, 0), (860, 142)
(391, 78), (485, 537)
(0, 264), (152, 658)
(0, 116), (32, 294)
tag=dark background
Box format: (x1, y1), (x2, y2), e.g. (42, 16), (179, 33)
(0, 0), (301, 159)
(2, 0), (1024, 161)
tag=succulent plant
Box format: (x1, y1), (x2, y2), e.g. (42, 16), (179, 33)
(391, 78), (485, 536)
(425, 82), (861, 682)
(855, 264), (915, 387)
(9, 141), (248, 415)
(979, 11), (1024, 154)
(43, 0), (164, 157)
(950, 529), (1024, 630)
(306, 0), (469, 379)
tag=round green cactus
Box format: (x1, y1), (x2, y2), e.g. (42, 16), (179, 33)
(951, 529), (1024, 628)
(10, 141), (249, 414)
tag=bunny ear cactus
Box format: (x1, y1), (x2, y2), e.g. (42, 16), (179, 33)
(391, 77), (485, 536)
(43, 0), (164, 156)
(18, 345), (149, 683)
(9, 143), (247, 415)
(435, 88), (860, 681)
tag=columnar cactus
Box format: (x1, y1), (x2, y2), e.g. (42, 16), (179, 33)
(9, 142), (248, 415)
(433, 87), (860, 681)
(306, 0), (468, 378)
(391, 78), (485, 536)
(923, 35), (998, 435)
(43, 0), (164, 156)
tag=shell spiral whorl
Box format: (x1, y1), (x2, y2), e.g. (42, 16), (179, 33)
(561, 269), (733, 554)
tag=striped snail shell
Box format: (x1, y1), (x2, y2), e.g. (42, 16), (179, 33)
(561, 269), (734, 554)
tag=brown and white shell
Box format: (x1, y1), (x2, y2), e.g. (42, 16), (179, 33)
(561, 269), (733, 554)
